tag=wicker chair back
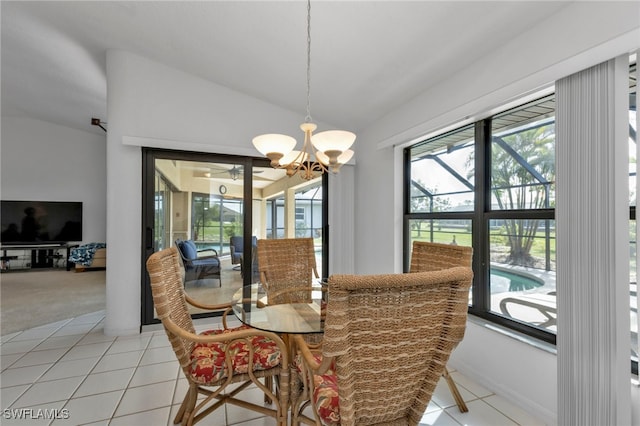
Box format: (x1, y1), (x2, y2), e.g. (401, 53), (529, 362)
(322, 268), (473, 425)
(257, 237), (319, 305)
(410, 240), (473, 272)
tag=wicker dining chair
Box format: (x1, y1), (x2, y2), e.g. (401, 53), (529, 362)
(257, 237), (320, 305)
(409, 240), (473, 413)
(146, 247), (289, 426)
(292, 268), (474, 426)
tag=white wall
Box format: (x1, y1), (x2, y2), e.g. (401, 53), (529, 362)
(353, 2), (639, 424)
(1, 116), (106, 244)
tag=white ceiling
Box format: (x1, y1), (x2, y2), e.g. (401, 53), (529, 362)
(1, 1), (571, 136)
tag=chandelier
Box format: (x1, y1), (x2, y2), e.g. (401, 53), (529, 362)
(252, 0), (355, 181)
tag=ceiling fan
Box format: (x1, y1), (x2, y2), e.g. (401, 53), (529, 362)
(199, 165), (262, 181)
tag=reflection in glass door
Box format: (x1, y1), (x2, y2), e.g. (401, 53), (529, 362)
(157, 158), (248, 320)
(154, 171), (171, 251)
(141, 149), (328, 326)
(257, 170), (325, 275)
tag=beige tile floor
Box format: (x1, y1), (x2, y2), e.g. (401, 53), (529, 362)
(1, 311), (546, 425)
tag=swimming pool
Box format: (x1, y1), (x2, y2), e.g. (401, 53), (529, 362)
(490, 267), (545, 293)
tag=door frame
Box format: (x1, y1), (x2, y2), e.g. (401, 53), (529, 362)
(140, 148), (329, 326)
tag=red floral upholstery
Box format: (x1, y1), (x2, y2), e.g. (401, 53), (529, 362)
(313, 372), (340, 426)
(295, 353), (340, 426)
(189, 325), (282, 384)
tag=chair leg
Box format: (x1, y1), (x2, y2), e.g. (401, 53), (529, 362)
(443, 367), (468, 413)
(264, 376), (273, 404)
(174, 383), (198, 425)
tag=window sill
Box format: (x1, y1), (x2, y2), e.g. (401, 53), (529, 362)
(468, 314), (557, 355)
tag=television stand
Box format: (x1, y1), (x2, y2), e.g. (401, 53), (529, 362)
(0, 243), (72, 271)
(0, 254), (19, 270)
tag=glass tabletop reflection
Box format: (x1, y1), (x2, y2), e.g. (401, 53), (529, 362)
(232, 284), (325, 334)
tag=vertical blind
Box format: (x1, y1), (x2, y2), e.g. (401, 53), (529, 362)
(636, 49), (640, 383)
(556, 55), (631, 425)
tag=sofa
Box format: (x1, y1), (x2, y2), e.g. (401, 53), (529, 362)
(68, 243), (107, 272)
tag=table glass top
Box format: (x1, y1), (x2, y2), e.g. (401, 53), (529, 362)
(232, 284), (325, 334)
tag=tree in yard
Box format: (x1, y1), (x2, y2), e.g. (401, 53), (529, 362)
(490, 123), (555, 266)
(410, 180), (451, 237)
(192, 200), (221, 241)
(224, 221), (242, 240)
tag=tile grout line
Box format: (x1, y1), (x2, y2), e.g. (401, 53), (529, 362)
(3, 316), (105, 426)
(98, 329), (161, 423)
(1, 321), (92, 412)
(479, 394), (531, 426)
(1, 319), (71, 371)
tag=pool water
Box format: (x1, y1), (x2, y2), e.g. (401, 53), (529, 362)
(490, 268), (544, 293)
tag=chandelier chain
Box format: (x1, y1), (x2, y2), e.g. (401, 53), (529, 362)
(305, 0), (312, 123)
(251, 0), (355, 181)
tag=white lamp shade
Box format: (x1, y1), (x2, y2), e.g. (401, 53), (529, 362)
(316, 149), (354, 165)
(280, 150), (309, 166)
(252, 133), (297, 157)
(315, 151), (329, 166)
(338, 149), (354, 163)
(311, 130), (356, 153)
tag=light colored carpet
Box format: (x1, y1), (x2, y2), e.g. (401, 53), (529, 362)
(0, 258), (249, 335)
(1, 269), (105, 335)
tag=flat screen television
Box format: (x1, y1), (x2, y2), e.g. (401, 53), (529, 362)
(1, 200), (83, 245)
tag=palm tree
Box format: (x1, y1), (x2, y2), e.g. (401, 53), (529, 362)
(491, 123), (555, 266)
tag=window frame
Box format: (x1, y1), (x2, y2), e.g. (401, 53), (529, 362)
(404, 99), (557, 346)
(405, 83), (638, 376)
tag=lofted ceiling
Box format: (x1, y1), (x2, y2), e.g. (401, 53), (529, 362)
(1, 1), (572, 136)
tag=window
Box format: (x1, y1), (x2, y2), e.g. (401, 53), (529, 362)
(295, 184), (323, 239)
(409, 124), (475, 214)
(266, 197), (285, 239)
(405, 94), (557, 343)
(192, 194), (223, 252)
(488, 102), (556, 333)
(407, 62), (638, 374)
(191, 193), (244, 255)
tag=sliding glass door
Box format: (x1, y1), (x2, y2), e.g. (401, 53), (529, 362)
(141, 148), (327, 326)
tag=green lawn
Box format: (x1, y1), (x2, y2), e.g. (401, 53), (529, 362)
(411, 226), (556, 262)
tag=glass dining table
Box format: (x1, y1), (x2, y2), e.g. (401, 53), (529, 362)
(231, 283), (325, 334)
(231, 283), (325, 414)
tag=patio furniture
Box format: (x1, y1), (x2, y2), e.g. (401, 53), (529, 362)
(230, 235), (257, 271)
(175, 239), (221, 285)
(409, 240), (473, 413)
(145, 247), (289, 426)
(499, 293), (557, 329)
(292, 267), (474, 425)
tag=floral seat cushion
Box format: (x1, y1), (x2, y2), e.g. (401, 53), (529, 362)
(190, 325), (281, 384)
(313, 372), (340, 426)
(295, 353), (340, 426)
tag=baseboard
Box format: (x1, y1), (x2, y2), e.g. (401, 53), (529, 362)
(75, 266), (106, 272)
